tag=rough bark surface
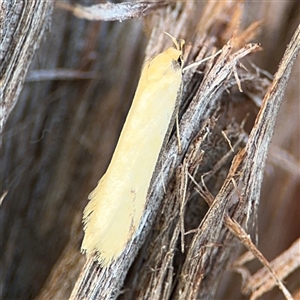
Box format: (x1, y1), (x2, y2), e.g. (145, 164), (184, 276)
(0, 0), (53, 132)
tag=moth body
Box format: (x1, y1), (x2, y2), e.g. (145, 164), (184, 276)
(81, 40), (183, 266)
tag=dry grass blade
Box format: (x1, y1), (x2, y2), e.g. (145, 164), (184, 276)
(214, 23), (300, 300)
(243, 238), (300, 300)
(25, 69), (98, 82)
(225, 216), (294, 300)
(238, 23), (300, 229)
(56, 1), (168, 21)
(166, 22), (300, 300)
(224, 23), (300, 300)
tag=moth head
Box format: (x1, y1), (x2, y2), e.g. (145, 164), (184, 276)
(145, 33), (185, 80)
(163, 31), (184, 70)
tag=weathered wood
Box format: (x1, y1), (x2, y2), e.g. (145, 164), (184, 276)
(58, 1), (168, 21)
(0, 0), (53, 132)
(69, 1), (266, 299)
(1, 2), (146, 299)
(1, 1), (299, 300)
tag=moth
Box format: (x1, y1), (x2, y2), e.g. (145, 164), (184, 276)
(81, 33), (184, 266)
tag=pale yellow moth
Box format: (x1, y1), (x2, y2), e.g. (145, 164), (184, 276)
(81, 33), (184, 266)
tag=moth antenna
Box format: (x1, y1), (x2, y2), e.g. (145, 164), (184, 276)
(163, 31), (185, 52)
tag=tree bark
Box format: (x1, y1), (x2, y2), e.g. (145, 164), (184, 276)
(0, 0), (53, 132)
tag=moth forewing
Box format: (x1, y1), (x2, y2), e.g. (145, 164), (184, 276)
(81, 36), (184, 266)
